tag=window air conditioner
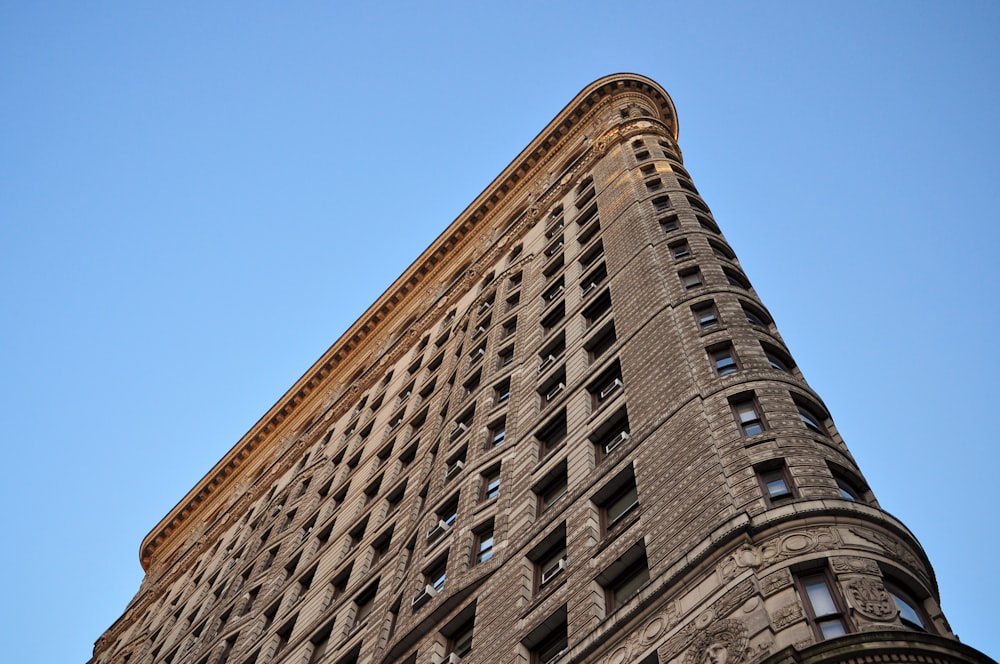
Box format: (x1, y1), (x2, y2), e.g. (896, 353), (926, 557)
(599, 378), (624, 401)
(412, 583), (438, 608)
(427, 519), (451, 540)
(603, 430), (630, 455)
(538, 354), (556, 372)
(445, 460), (465, 479)
(581, 282), (598, 297)
(546, 382), (565, 402)
(540, 558), (566, 585)
(450, 422), (468, 440)
(545, 285), (565, 301)
(447, 654), (463, 664)
(472, 325), (486, 339)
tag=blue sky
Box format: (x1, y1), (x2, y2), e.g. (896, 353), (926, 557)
(2, 3), (998, 662)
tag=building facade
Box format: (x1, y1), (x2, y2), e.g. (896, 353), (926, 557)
(91, 74), (991, 664)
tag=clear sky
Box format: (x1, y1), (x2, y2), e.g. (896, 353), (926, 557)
(2, 3), (998, 662)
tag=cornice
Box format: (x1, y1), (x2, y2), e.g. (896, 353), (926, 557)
(139, 73), (679, 572)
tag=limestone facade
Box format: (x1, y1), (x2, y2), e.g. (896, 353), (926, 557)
(90, 74), (991, 664)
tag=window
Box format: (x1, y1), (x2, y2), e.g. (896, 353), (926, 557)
(652, 195), (672, 213)
(696, 214), (720, 234)
(424, 554), (449, 593)
(669, 240), (690, 259)
(386, 479), (407, 515)
(885, 580), (930, 631)
(679, 267), (703, 290)
(443, 603), (477, 658)
(538, 333), (566, 373)
(795, 397), (828, 434)
(523, 606), (568, 664)
(535, 410), (567, 459)
(474, 521), (495, 564)
(692, 301), (720, 330)
(645, 177), (662, 192)
(580, 262), (608, 297)
(659, 214), (680, 232)
(761, 342), (794, 372)
(598, 541), (650, 611)
(741, 301), (771, 326)
(541, 301), (565, 334)
(584, 321), (617, 363)
(498, 345), (515, 369)
(755, 461), (796, 505)
(595, 465), (639, 534)
(539, 366), (566, 404)
(481, 466), (501, 501)
(307, 619), (335, 664)
(582, 288), (611, 324)
(429, 494), (459, 541)
(708, 343), (739, 376)
(445, 447), (467, 481)
(506, 291), (521, 311)
(828, 463), (867, 502)
(579, 233), (604, 269)
(724, 267), (751, 289)
(533, 460), (567, 514)
(709, 239), (736, 260)
(591, 407), (630, 461)
(795, 569), (851, 641)
(493, 378), (511, 405)
(543, 278), (565, 304)
(488, 417), (507, 448)
(502, 317), (518, 338)
(731, 394), (766, 436)
(529, 524), (567, 589)
(352, 580), (379, 626)
(588, 360), (623, 406)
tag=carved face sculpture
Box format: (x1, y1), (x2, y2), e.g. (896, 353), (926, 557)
(705, 642), (728, 664)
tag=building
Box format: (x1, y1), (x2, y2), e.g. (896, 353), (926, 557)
(90, 74), (991, 664)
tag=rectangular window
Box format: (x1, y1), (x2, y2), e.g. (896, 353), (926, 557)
(535, 410), (567, 459)
(523, 606), (568, 664)
(533, 461), (567, 514)
(474, 521), (495, 564)
(424, 555), (449, 593)
(669, 239), (690, 259)
(755, 461), (796, 505)
(659, 214), (680, 232)
(731, 394), (766, 436)
(595, 465), (639, 534)
(493, 378), (511, 405)
(692, 301), (720, 330)
(679, 267), (703, 290)
(529, 524), (566, 590)
(481, 466), (501, 501)
(795, 569), (851, 640)
(585, 321), (617, 363)
(709, 343), (739, 376)
(598, 541), (650, 612)
(582, 289), (612, 326)
(488, 417), (507, 448)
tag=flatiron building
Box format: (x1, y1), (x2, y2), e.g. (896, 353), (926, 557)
(90, 74), (991, 664)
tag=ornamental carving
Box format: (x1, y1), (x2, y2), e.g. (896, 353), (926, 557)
(845, 576), (896, 621)
(848, 527), (926, 582)
(683, 619), (749, 664)
(772, 602), (803, 629)
(718, 528), (841, 581)
(660, 579), (756, 662)
(760, 569), (792, 597)
(831, 556), (879, 575)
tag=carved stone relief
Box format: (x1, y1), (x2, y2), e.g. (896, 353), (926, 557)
(831, 555), (879, 575)
(718, 528), (841, 581)
(760, 568), (792, 597)
(844, 576), (896, 621)
(848, 527), (927, 583)
(683, 619), (749, 664)
(772, 602), (803, 629)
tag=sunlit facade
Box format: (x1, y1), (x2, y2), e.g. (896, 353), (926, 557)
(91, 74), (990, 664)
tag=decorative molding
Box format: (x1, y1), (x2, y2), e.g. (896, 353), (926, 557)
(718, 527), (841, 581)
(772, 603), (803, 629)
(845, 576), (897, 621)
(831, 555), (880, 576)
(760, 568), (792, 597)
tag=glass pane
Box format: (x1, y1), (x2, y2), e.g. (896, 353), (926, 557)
(892, 591), (925, 627)
(744, 423), (763, 435)
(766, 478), (789, 497)
(818, 619), (846, 639)
(805, 578), (838, 616)
(738, 405), (758, 423)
